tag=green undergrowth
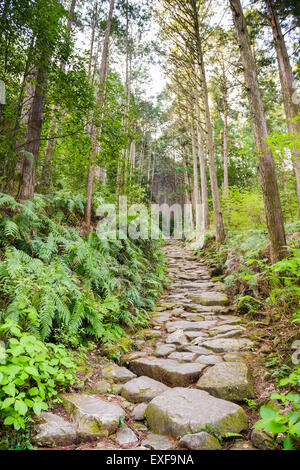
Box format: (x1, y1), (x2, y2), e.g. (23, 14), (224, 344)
(0, 191), (166, 445)
(0, 192), (166, 347)
(198, 224), (300, 449)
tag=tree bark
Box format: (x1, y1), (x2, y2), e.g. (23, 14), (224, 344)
(190, 117), (202, 235)
(190, 0), (225, 243)
(230, 0), (287, 262)
(84, 0), (115, 226)
(193, 74), (210, 229)
(18, 64), (47, 200)
(265, 0), (300, 217)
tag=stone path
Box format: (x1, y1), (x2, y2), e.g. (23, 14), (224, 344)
(34, 241), (260, 451)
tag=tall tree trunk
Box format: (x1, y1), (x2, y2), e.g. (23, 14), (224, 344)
(40, 0), (77, 189)
(190, 0), (225, 243)
(193, 73), (209, 229)
(265, 0), (300, 217)
(18, 64), (47, 200)
(230, 0), (286, 262)
(221, 54), (229, 194)
(190, 117), (202, 235)
(84, 0), (115, 226)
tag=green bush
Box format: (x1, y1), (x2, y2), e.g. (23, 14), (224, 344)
(0, 320), (77, 431)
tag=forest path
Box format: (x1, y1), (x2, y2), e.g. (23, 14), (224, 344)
(35, 240), (259, 451)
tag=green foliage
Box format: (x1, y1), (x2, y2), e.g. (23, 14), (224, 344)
(221, 186), (265, 231)
(254, 389), (300, 450)
(0, 320), (76, 432)
(0, 193), (166, 345)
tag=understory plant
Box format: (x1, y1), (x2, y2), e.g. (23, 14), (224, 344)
(0, 320), (77, 433)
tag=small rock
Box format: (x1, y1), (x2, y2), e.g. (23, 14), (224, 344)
(132, 403), (147, 421)
(142, 433), (175, 450)
(251, 428), (277, 450)
(90, 380), (111, 394)
(168, 351), (198, 362)
(121, 376), (169, 403)
(165, 329), (188, 345)
(179, 432), (221, 450)
(178, 345), (212, 355)
(223, 353), (245, 363)
(33, 412), (77, 447)
(230, 439), (257, 450)
(115, 427), (138, 446)
(101, 364), (136, 383)
(195, 355), (223, 365)
(154, 344), (176, 357)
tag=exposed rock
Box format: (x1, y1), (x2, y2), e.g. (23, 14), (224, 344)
(179, 432), (221, 450)
(166, 320), (216, 332)
(130, 357), (205, 387)
(101, 364), (137, 383)
(185, 331), (208, 340)
(251, 428), (277, 450)
(121, 376), (169, 403)
(131, 403), (147, 421)
(165, 329), (188, 345)
(230, 440), (257, 450)
(195, 355), (223, 365)
(115, 426), (138, 446)
(142, 433), (175, 450)
(33, 412), (77, 446)
(196, 363), (254, 402)
(89, 380), (111, 394)
(168, 351), (198, 362)
(201, 338), (254, 353)
(62, 393), (125, 437)
(146, 388), (248, 437)
(154, 344), (176, 357)
(178, 344), (213, 355)
(96, 441), (121, 450)
(190, 292), (229, 306)
(223, 353), (246, 363)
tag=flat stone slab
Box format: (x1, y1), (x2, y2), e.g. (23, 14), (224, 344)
(166, 320), (216, 332)
(142, 433), (175, 450)
(195, 355), (223, 365)
(101, 364), (136, 383)
(130, 357), (205, 386)
(230, 440), (257, 450)
(62, 394), (125, 436)
(145, 388), (248, 437)
(168, 351), (198, 362)
(185, 331), (208, 340)
(179, 432), (221, 450)
(115, 427), (138, 446)
(178, 345), (213, 355)
(33, 412), (77, 446)
(190, 292), (229, 306)
(154, 344), (176, 357)
(210, 325), (245, 335)
(201, 338), (254, 353)
(196, 363), (254, 402)
(121, 376), (169, 403)
(165, 329), (188, 345)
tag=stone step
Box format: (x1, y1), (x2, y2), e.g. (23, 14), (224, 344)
(130, 356), (206, 386)
(121, 376), (169, 403)
(145, 387), (248, 438)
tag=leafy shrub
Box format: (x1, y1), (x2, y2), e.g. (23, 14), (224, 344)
(0, 320), (77, 431)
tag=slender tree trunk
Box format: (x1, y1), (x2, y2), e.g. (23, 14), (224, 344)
(18, 64), (47, 200)
(84, 0), (115, 226)
(265, 0), (300, 217)
(230, 0), (286, 262)
(190, 0), (225, 243)
(221, 55), (229, 194)
(40, 0), (77, 190)
(190, 117), (202, 235)
(193, 73), (209, 229)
